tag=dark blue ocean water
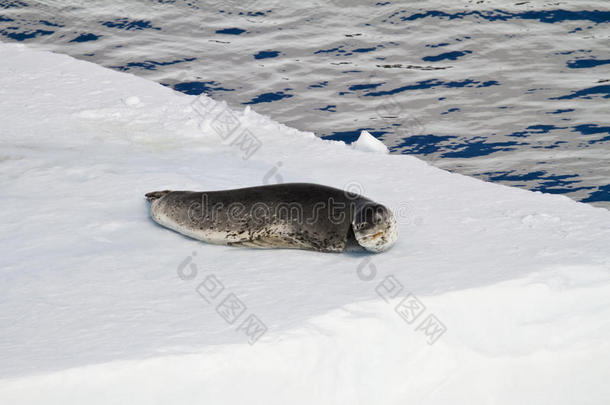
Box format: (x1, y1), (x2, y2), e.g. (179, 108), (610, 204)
(1, 0), (608, 206)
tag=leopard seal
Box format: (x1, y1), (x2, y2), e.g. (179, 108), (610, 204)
(145, 183), (398, 253)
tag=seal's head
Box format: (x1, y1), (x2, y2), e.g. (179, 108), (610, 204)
(352, 202), (398, 252)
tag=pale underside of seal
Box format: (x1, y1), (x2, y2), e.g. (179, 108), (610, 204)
(145, 183), (398, 253)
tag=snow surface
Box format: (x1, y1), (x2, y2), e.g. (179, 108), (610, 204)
(1, 42), (609, 404)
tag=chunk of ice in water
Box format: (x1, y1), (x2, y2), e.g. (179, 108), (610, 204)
(351, 130), (389, 154)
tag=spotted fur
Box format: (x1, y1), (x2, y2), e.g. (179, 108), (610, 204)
(146, 183), (398, 253)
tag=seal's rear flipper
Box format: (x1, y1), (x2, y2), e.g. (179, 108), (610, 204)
(145, 190), (172, 203)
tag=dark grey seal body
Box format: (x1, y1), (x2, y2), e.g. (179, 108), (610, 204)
(145, 183), (398, 253)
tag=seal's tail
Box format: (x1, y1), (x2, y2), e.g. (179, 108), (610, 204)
(145, 190), (172, 203)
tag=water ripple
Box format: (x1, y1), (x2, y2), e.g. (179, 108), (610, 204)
(0, 0), (608, 207)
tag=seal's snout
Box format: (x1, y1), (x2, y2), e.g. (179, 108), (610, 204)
(352, 202), (398, 252)
(145, 190), (171, 203)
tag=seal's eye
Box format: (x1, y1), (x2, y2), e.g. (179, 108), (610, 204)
(354, 222), (368, 231)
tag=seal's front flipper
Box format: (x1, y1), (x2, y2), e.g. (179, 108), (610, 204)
(227, 237), (286, 249)
(145, 190), (172, 203)
(228, 232), (335, 252)
(228, 233), (306, 250)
